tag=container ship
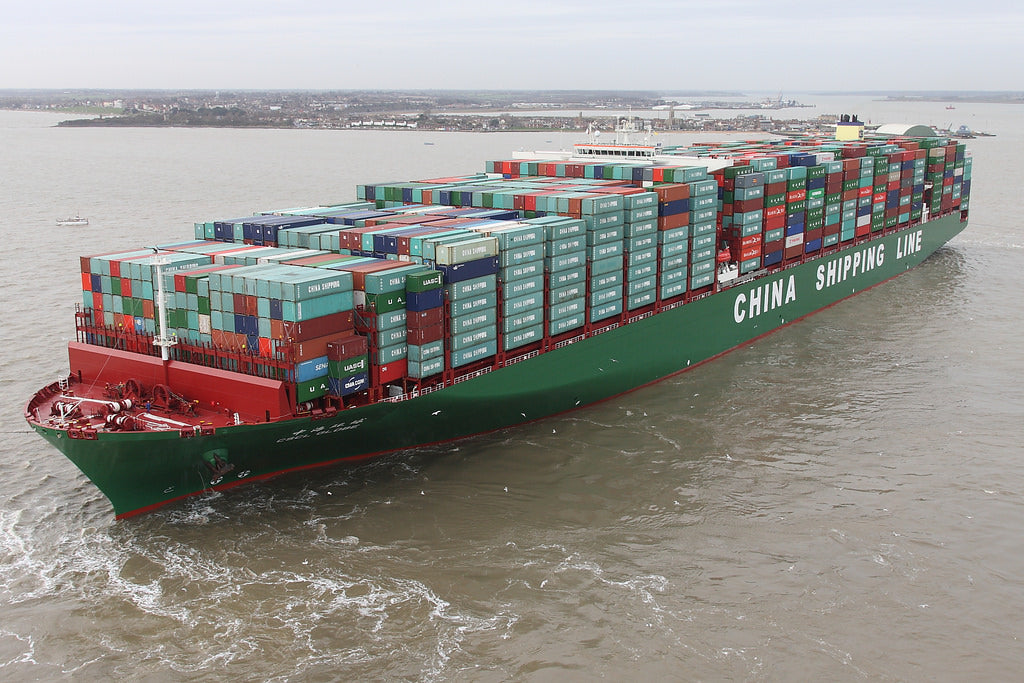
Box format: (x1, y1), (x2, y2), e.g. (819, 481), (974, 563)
(25, 119), (972, 518)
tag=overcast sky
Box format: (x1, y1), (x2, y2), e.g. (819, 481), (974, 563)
(2, 0), (1020, 91)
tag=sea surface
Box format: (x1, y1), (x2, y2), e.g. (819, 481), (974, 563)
(1, 96), (1022, 680)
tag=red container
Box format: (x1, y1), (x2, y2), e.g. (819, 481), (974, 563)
(734, 198), (763, 213)
(765, 182), (786, 196)
(855, 225), (871, 237)
(784, 245), (803, 260)
(739, 233), (761, 248)
(805, 228), (822, 242)
(653, 183), (690, 202)
(657, 214), (688, 231)
(407, 324), (444, 345)
(327, 334), (368, 361)
(786, 189), (807, 203)
(406, 308), (443, 330)
(377, 359), (407, 384)
(277, 311), (354, 342)
(764, 238), (784, 253)
(290, 333), (349, 362)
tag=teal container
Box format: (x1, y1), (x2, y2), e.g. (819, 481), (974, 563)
(550, 282), (585, 304)
(502, 273), (544, 299)
(660, 280), (687, 300)
(503, 323), (543, 351)
(590, 285), (623, 307)
(500, 243), (544, 268)
(689, 271), (715, 289)
(582, 212), (623, 230)
(450, 340), (497, 368)
(450, 323), (497, 352)
(373, 342), (408, 364)
(627, 290), (656, 310)
(548, 312), (585, 337)
(590, 299), (622, 323)
(660, 266), (688, 285)
(628, 261), (657, 281)
(407, 356), (444, 379)
(450, 291), (497, 318)
(626, 247), (657, 268)
(626, 274), (656, 296)
(503, 309), (542, 334)
(549, 297), (585, 321)
(375, 326), (408, 348)
(590, 269), (622, 291)
(501, 260), (542, 283)
(450, 308), (497, 334)
(545, 235), (586, 258)
(623, 219), (657, 238)
(407, 340), (444, 362)
(586, 241), (623, 262)
(661, 240), (688, 259)
(690, 259), (716, 277)
(548, 266), (586, 289)
(503, 291), (543, 318)
(545, 252), (586, 273)
(659, 225), (689, 244)
(445, 275), (496, 301)
(590, 254), (623, 276)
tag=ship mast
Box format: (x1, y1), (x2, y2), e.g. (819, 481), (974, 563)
(151, 254), (177, 363)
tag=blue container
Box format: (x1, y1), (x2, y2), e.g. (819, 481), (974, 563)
(328, 372), (370, 397)
(785, 223), (804, 237)
(269, 298), (283, 320)
(804, 239), (823, 253)
(763, 249), (783, 266)
(406, 288), (444, 312)
(295, 355), (330, 382)
(438, 256), (500, 284)
(660, 199), (690, 216)
(786, 213), (804, 227)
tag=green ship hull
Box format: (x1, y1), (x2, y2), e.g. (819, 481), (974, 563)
(29, 214), (967, 517)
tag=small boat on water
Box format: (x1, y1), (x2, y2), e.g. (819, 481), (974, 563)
(57, 214), (89, 226)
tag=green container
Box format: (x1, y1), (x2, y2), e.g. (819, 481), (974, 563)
(364, 290), (406, 314)
(329, 355), (369, 377)
(295, 377), (329, 401)
(405, 270), (443, 293)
